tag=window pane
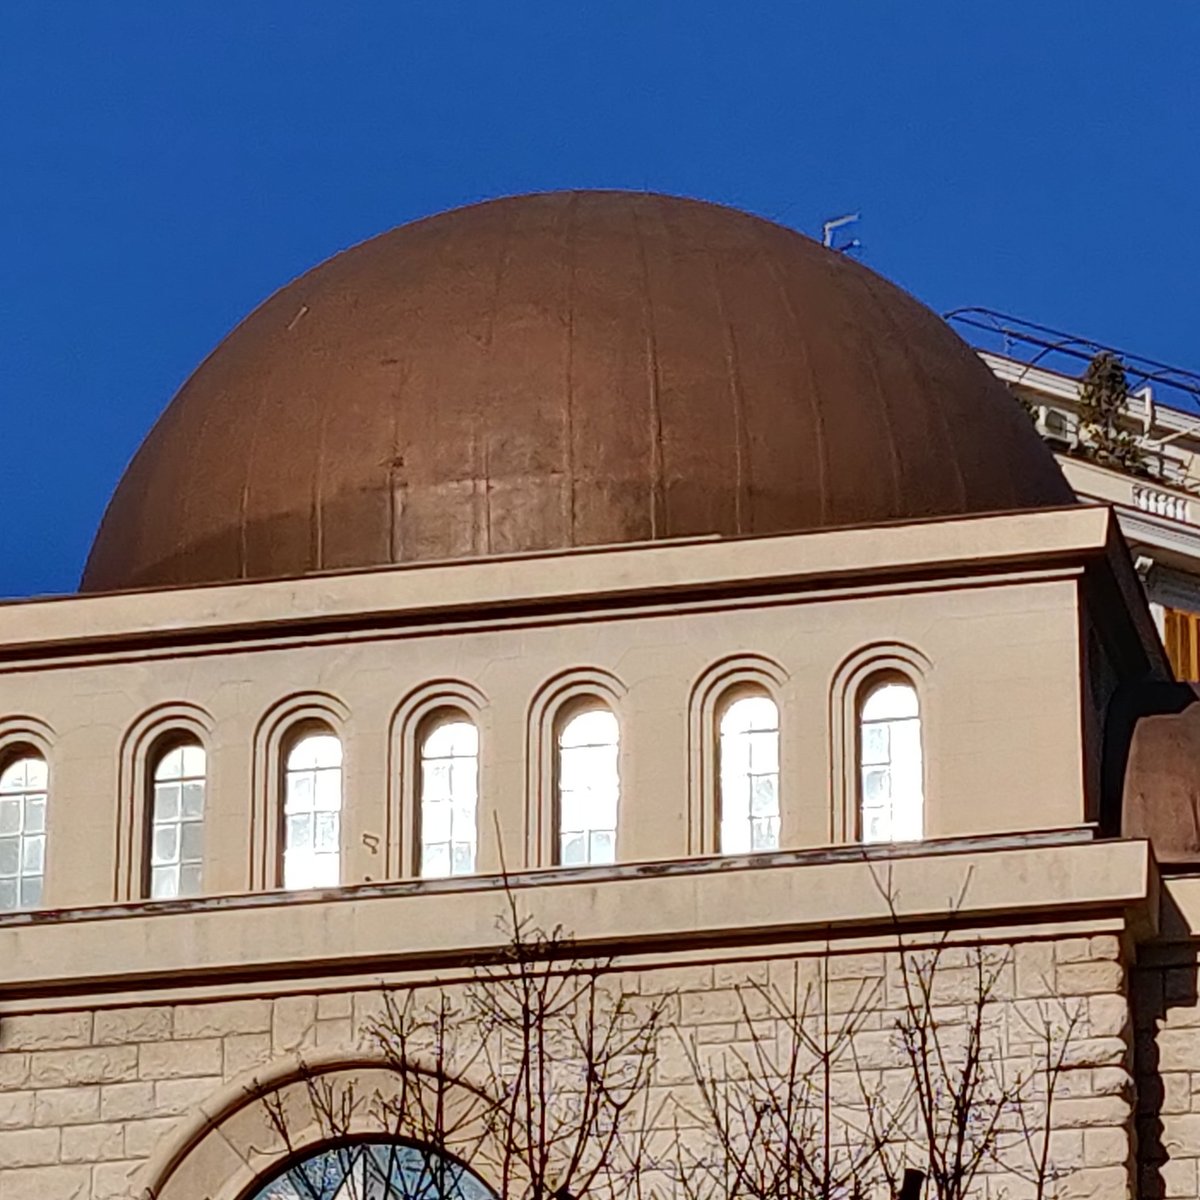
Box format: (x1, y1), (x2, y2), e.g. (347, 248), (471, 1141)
(154, 784), (181, 822)
(283, 734), (342, 891)
(560, 833), (586, 865)
(314, 768), (342, 811)
(420, 717), (478, 880)
(556, 708), (619, 866)
(181, 782), (205, 819)
(180, 822), (204, 862)
(148, 743), (205, 901)
(861, 682), (919, 721)
(0, 756), (48, 912)
(286, 771), (315, 813)
(24, 797), (45, 834)
(559, 708), (618, 749)
(859, 684), (923, 844)
(178, 863), (203, 897)
(287, 814), (313, 851)
(314, 811), (338, 852)
(423, 841), (451, 877)
(180, 744), (206, 778)
(719, 695), (780, 855)
(451, 842), (475, 875)
(151, 865), (178, 899)
(154, 746), (186, 781)
(153, 825), (179, 865)
(21, 835), (44, 874)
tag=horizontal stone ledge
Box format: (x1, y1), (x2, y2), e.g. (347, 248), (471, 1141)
(0, 505), (1108, 657)
(0, 834), (1154, 1001)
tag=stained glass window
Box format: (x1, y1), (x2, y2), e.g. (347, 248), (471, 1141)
(0, 753), (47, 911)
(718, 694), (780, 853)
(283, 731), (342, 889)
(556, 707), (619, 866)
(419, 718), (478, 878)
(247, 1139), (495, 1200)
(148, 741), (205, 899)
(859, 680), (923, 843)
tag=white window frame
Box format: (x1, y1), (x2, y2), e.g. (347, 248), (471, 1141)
(282, 730), (343, 890)
(718, 693), (781, 854)
(148, 741), (206, 899)
(418, 716), (479, 878)
(555, 706), (620, 867)
(0, 753), (48, 910)
(859, 679), (924, 843)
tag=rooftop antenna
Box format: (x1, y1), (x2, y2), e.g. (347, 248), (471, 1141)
(822, 212), (861, 253)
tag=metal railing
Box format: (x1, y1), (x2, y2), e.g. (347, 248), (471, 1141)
(946, 307), (1200, 417)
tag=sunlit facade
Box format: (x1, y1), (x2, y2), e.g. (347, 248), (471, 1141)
(2, 195), (1199, 1200)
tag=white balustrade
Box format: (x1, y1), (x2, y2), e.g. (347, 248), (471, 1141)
(1133, 484), (1189, 523)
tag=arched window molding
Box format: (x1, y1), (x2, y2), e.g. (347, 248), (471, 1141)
(388, 680), (488, 880)
(526, 667), (626, 868)
(687, 655), (787, 856)
(251, 692), (350, 890)
(116, 702), (214, 902)
(136, 1052), (503, 1200)
(828, 643), (931, 844)
(0, 721), (53, 913)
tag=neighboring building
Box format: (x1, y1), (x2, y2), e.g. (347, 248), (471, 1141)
(1, 193), (1199, 1200)
(957, 308), (1200, 682)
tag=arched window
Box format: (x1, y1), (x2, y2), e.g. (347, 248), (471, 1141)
(718, 693), (780, 853)
(247, 1138), (495, 1200)
(419, 716), (479, 878)
(859, 679), (923, 843)
(0, 752), (47, 910)
(556, 707), (619, 866)
(148, 740), (206, 899)
(283, 730), (342, 889)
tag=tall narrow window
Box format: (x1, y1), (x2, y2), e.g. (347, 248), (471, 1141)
(719, 694), (780, 853)
(283, 731), (342, 889)
(149, 741), (206, 899)
(557, 707), (619, 866)
(859, 680), (923, 843)
(419, 717), (479, 878)
(0, 753), (47, 910)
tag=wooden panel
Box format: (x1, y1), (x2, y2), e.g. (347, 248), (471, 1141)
(1164, 607), (1200, 682)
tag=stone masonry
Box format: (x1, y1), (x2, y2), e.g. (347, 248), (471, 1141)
(0, 931), (1134, 1200)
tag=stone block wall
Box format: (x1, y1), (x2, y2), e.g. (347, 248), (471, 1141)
(0, 933), (1133, 1200)
(1133, 945), (1200, 1198)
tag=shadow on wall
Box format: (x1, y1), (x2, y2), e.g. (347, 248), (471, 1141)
(1133, 888), (1199, 1199)
(1110, 682), (1200, 1195)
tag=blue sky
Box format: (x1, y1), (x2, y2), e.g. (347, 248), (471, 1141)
(2, 3), (1198, 598)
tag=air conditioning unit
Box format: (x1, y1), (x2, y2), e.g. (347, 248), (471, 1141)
(1035, 405), (1078, 449)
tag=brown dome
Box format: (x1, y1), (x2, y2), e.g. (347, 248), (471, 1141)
(81, 191), (1074, 593)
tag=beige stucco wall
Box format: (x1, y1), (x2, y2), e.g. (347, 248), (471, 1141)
(0, 511), (1102, 911)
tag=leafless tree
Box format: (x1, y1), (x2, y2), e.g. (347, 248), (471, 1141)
(676, 865), (1084, 1200)
(251, 876), (670, 1200)
(239, 862), (1083, 1200)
